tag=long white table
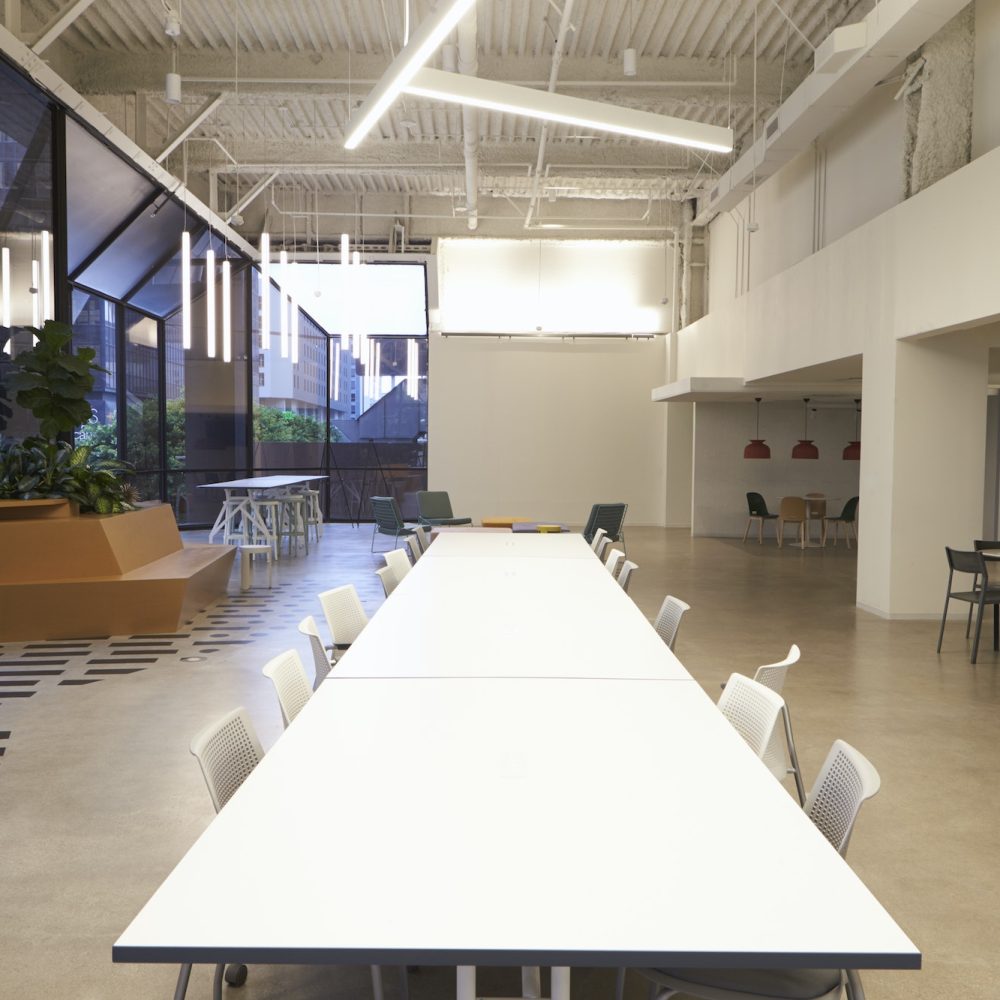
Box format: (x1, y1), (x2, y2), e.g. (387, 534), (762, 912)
(114, 534), (920, 991)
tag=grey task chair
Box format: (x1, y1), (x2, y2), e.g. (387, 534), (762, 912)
(937, 547), (1000, 664)
(624, 740), (882, 1000)
(743, 492), (778, 544)
(369, 496), (416, 552)
(417, 490), (472, 526)
(582, 502), (628, 550)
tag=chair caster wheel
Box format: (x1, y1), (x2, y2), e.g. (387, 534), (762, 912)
(224, 964), (248, 987)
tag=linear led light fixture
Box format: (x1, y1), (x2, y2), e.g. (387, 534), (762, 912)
(279, 250), (289, 358)
(1, 247), (10, 331)
(221, 259), (232, 363)
(181, 231), (191, 349)
(405, 69), (734, 153)
(343, 0), (477, 149)
(260, 232), (270, 351)
(41, 230), (52, 322)
(205, 248), (216, 359)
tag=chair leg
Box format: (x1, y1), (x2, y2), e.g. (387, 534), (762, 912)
(777, 519), (783, 548)
(743, 518), (752, 543)
(759, 518), (765, 544)
(937, 592), (951, 653)
(845, 969), (866, 1000)
(845, 520), (852, 550)
(212, 963), (224, 1000)
(615, 968), (627, 1000)
(370, 965), (385, 1000)
(782, 706), (806, 806)
(800, 521), (806, 550)
(972, 596), (986, 664)
(523, 966), (542, 998)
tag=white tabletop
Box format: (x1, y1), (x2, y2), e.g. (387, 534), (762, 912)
(336, 553), (689, 680)
(115, 678), (919, 969)
(197, 475), (328, 490)
(425, 532), (597, 560)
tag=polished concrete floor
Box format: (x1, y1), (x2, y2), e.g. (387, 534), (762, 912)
(1, 525), (997, 1000)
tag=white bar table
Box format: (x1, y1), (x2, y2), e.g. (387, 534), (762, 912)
(114, 679), (919, 973)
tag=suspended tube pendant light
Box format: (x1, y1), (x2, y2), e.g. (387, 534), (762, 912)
(41, 230), (52, 322)
(221, 258), (232, 363)
(291, 297), (299, 365)
(791, 397), (819, 459)
(260, 232), (270, 351)
(181, 230), (191, 349)
(843, 399), (861, 460)
(205, 247), (216, 358)
(30, 257), (39, 329)
(743, 397), (771, 459)
(1, 246), (10, 332)
(279, 249), (289, 358)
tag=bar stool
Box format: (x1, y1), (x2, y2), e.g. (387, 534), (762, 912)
(239, 543), (273, 591)
(222, 495), (250, 546)
(281, 493), (309, 556)
(302, 488), (323, 543)
(248, 497), (282, 560)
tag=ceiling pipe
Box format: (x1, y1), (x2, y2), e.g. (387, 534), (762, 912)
(456, 7), (479, 231)
(524, 0), (576, 230)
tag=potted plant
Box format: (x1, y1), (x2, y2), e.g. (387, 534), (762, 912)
(0, 320), (139, 514)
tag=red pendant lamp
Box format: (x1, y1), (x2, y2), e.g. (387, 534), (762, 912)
(842, 398), (861, 460)
(791, 397), (819, 459)
(743, 397), (771, 459)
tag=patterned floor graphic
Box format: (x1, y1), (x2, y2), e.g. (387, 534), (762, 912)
(0, 557), (368, 766)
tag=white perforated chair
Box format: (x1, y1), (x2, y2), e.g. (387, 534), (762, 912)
(627, 740), (881, 1000)
(590, 527), (608, 553)
(754, 644), (806, 804)
(384, 547), (412, 584)
(653, 595), (690, 651)
(298, 616), (334, 688)
(414, 524), (431, 553)
(618, 560), (638, 594)
(594, 536), (611, 561)
(716, 673), (786, 761)
(604, 547), (625, 578)
(187, 707), (264, 997)
(376, 565), (398, 598)
(406, 534), (423, 564)
(262, 650), (313, 728)
(318, 584), (369, 654)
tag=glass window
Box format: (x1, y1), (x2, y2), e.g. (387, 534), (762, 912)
(72, 289), (118, 459)
(124, 308), (162, 498)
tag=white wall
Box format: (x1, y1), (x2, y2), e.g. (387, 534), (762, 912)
(974, 0), (1000, 157)
(691, 402), (860, 537)
(428, 334), (667, 526)
(437, 238), (673, 335)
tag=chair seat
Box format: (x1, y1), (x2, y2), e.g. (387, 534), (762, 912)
(422, 516), (473, 526)
(751, 513), (778, 520)
(947, 588), (1000, 604)
(642, 965), (842, 1000)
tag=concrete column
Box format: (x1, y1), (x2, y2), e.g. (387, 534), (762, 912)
(664, 402), (694, 528)
(857, 331), (991, 617)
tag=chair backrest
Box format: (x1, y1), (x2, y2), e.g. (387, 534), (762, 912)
(590, 527), (608, 553)
(583, 502), (628, 543)
(370, 495), (404, 533)
(384, 547), (412, 582)
(804, 739), (881, 856)
(318, 584), (369, 646)
(417, 490), (454, 520)
(297, 615), (332, 688)
(839, 496), (860, 522)
(717, 673), (786, 761)
(946, 546), (985, 577)
(605, 548), (625, 578)
(262, 649), (313, 728)
(189, 707), (264, 813)
(618, 560), (638, 593)
(594, 536), (610, 560)
(653, 595), (690, 650)
(376, 565), (398, 598)
(779, 496), (807, 520)
(752, 644), (801, 695)
(406, 535), (422, 563)
(746, 492), (770, 517)
(414, 524), (431, 553)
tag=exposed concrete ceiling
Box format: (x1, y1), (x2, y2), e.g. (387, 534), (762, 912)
(7, 0), (873, 241)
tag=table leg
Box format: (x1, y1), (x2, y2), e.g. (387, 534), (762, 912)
(457, 965), (476, 1000)
(551, 967), (571, 1000)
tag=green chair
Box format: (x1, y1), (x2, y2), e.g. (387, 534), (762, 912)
(743, 492), (778, 544)
(416, 490), (472, 527)
(821, 496), (859, 548)
(582, 503), (627, 549)
(369, 496), (416, 552)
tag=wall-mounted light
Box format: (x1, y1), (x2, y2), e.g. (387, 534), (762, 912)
(791, 398), (819, 459)
(260, 232), (270, 351)
(743, 397), (771, 459)
(205, 247), (216, 358)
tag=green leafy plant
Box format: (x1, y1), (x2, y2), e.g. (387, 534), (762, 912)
(6, 320), (106, 440)
(0, 439), (139, 514)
